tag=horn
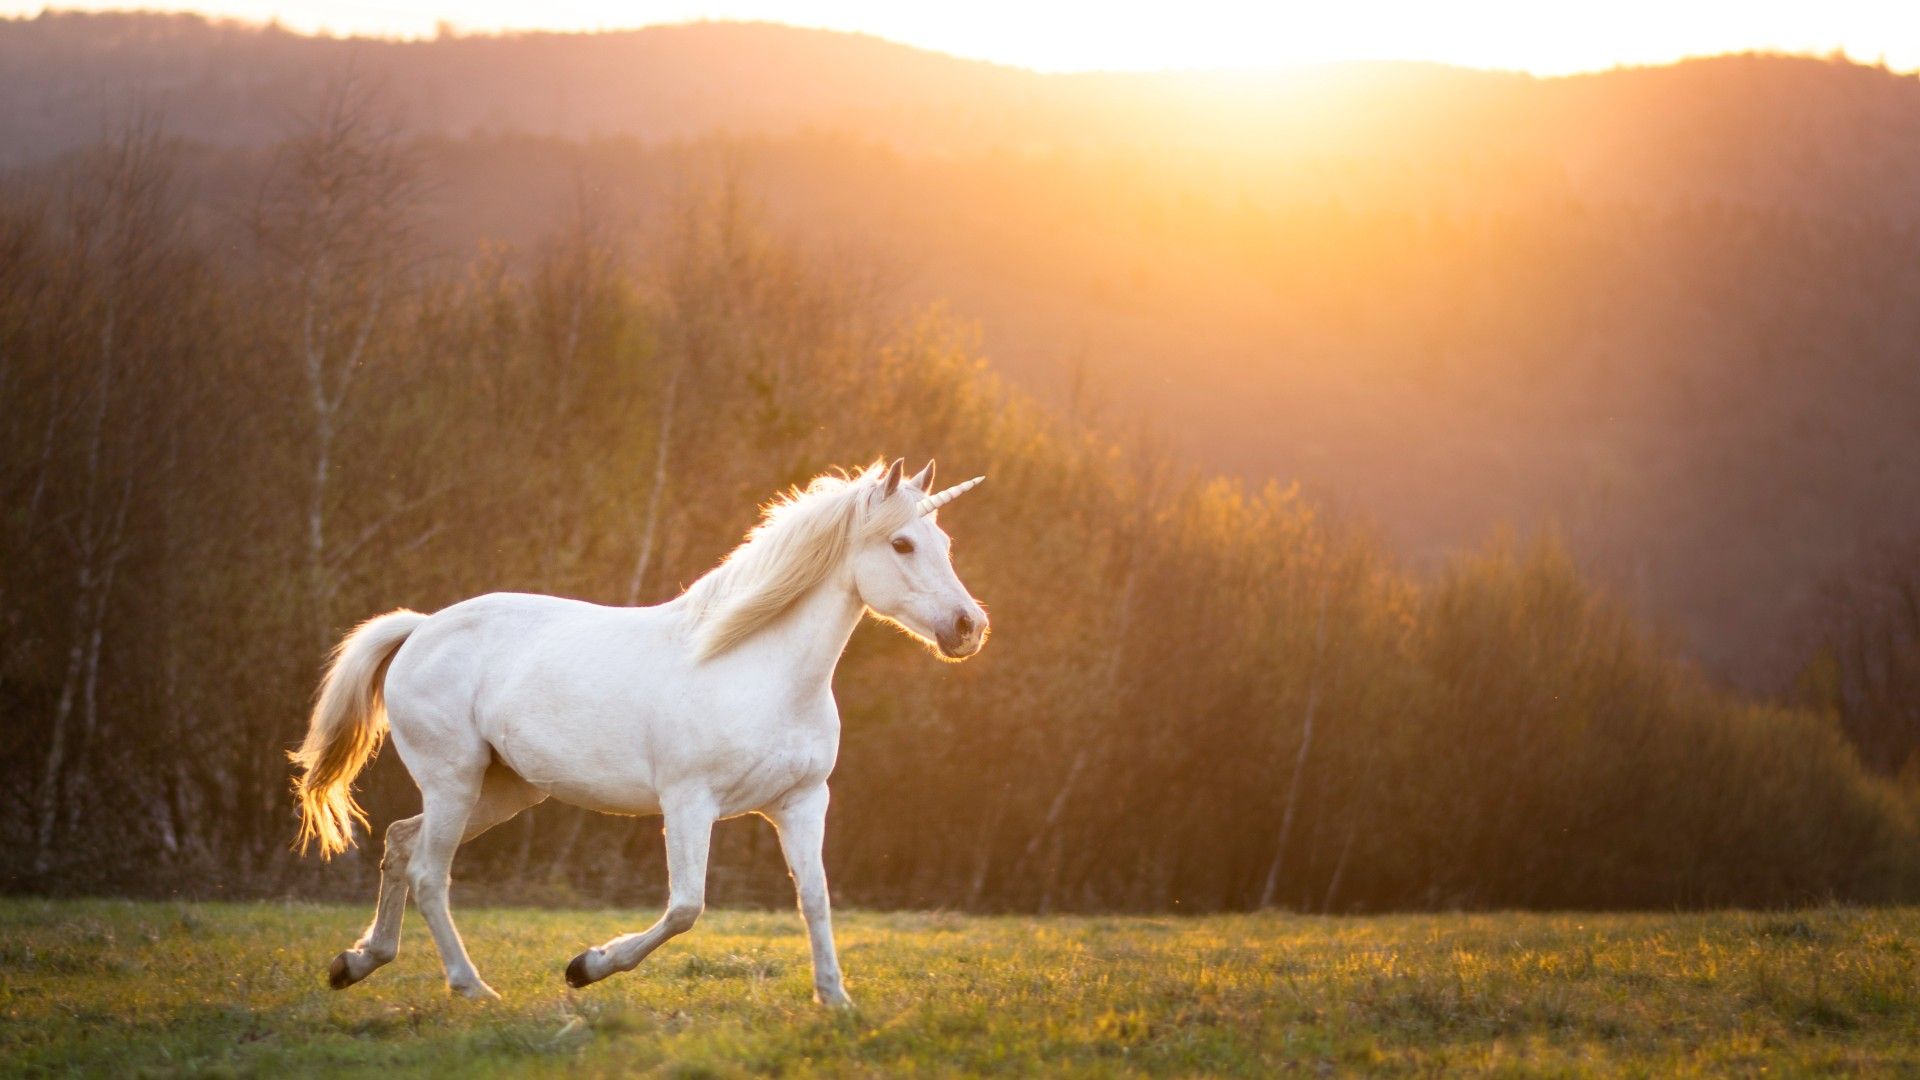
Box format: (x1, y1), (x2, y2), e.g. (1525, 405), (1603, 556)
(916, 475), (985, 516)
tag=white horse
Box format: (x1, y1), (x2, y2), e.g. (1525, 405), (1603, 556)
(291, 459), (988, 1005)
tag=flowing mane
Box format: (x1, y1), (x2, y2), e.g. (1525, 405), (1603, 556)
(683, 463), (918, 659)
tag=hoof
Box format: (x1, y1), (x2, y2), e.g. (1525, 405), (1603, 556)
(452, 981), (502, 1002)
(565, 951), (597, 989)
(328, 952), (357, 990)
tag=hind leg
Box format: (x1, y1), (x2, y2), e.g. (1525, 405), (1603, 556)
(329, 814), (422, 989)
(329, 761), (546, 991)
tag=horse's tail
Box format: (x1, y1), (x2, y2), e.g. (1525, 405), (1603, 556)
(291, 609), (427, 859)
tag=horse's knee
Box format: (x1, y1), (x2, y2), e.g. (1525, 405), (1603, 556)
(408, 867), (448, 901)
(796, 885), (830, 918)
(662, 900), (703, 935)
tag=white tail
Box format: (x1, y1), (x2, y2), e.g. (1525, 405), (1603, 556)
(291, 609), (426, 858)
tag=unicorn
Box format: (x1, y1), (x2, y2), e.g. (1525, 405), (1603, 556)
(291, 459), (988, 1005)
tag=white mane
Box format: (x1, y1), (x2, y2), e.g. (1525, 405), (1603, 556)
(682, 463), (917, 658)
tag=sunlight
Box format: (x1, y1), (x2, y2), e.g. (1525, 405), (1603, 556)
(9, 0), (1919, 74)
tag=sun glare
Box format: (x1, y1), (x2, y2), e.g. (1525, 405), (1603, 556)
(9, 0), (1919, 74)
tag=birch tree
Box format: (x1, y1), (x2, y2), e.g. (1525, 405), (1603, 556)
(26, 116), (184, 871)
(253, 74), (419, 650)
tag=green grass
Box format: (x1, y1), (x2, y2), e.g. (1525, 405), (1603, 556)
(2, 900), (1918, 1076)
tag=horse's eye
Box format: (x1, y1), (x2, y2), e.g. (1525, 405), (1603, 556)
(891, 537), (915, 555)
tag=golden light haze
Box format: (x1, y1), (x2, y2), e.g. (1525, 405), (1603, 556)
(9, 0), (1920, 74)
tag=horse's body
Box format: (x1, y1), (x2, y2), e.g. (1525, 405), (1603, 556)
(392, 589), (845, 819)
(293, 461), (987, 1004)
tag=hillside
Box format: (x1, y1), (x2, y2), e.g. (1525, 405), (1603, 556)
(8, 13), (1920, 218)
(6, 12), (1920, 684)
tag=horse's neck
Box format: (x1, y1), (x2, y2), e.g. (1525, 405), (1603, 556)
(743, 571), (867, 694)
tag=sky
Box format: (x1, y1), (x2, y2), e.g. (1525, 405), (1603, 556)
(9, 1), (1920, 75)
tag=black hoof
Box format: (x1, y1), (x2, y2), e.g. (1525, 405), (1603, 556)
(565, 952), (595, 989)
(328, 952), (357, 990)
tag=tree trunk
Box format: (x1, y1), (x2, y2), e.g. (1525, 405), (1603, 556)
(625, 360), (683, 605)
(1260, 587), (1331, 909)
(64, 551), (121, 838)
(33, 578), (94, 873)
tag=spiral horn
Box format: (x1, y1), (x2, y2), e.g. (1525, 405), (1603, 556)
(916, 475), (985, 516)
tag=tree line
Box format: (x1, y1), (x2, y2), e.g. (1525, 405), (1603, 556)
(11, 14), (1920, 693)
(4, 90), (1918, 913)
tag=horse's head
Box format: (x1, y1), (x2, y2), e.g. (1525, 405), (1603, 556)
(853, 459), (989, 660)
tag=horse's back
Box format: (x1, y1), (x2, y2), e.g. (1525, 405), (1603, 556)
(428, 590), (612, 630)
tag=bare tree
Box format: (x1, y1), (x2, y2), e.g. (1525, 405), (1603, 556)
(526, 175), (627, 603)
(253, 72), (420, 649)
(1799, 549), (1920, 773)
(1260, 584), (1332, 908)
(622, 184), (721, 607)
(531, 174), (624, 425)
(30, 114), (180, 870)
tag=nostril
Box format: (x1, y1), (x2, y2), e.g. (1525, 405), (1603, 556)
(955, 613), (975, 638)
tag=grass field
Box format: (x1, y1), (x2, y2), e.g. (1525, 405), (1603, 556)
(2, 899), (1917, 1076)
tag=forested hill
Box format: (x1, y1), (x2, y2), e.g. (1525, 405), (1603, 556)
(5, 12), (1920, 690)
(7, 12), (1920, 219)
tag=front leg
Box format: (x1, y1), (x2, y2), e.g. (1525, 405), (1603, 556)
(566, 799), (715, 988)
(770, 784), (852, 1008)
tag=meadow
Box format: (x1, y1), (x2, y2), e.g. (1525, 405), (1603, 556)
(2, 899), (1916, 1076)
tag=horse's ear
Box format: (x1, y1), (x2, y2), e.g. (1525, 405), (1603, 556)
(909, 459), (935, 492)
(879, 458), (905, 498)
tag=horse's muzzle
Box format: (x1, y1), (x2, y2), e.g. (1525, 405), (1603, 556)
(937, 609), (987, 659)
